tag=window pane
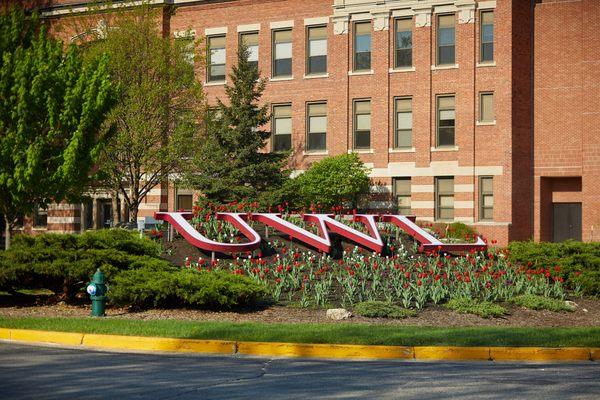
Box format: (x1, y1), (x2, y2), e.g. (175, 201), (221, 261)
(483, 207), (493, 220)
(274, 58), (292, 76)
(309, 26), (327, 40)
(309, 115), (327, 133)
(209, 65), (225, 80)
(309, 38), (327, 56)
(274, 134), (291, 151)
(394, 178), (411, 195)
(309, 56), (327, 74)
(439, 109), (455, 120)
(275, 42), (292, 59)
(355, 100), (371, 113)
(274, 29), (292, 42)
(482, 43), (493, 62)
(242, 32), (259, 46)
(396, 98), (411, 112)
(438, 178), (454, 193)
(396, 49), (412, 67)
(355, 22), (371, 35)
(482, 11), (494, 24)
(439, 14), (455, 28)
(355, 130), (370, 148)
(177, 195), (193, 211)
(396, 18), (412, 31)
(440, 195), (454, 207)
(439, 28), (455, 46)
(438, 45), (455, 64)
(355, 35), (371, 53)
(356, 113), (371, 130)
(480, 93), (494, 122)
(247, 45), (259, 62)
(355, 52), (371, 70)
(273, 105), (291, 118)
(482, 24), (494, 43)
(481, 177), (493, 192)
(275, 118), (292, 134)
(439, 208), (454, 220)
(397, 112), (412, 130)
(438, 96), (455, 109)
(308, 102), (326, 115)
(210, 47), (226, 64)
(308, 132), (326, 151)
(483, 195), (494, 207)
(438, 128), (454, 146)
(396, 130), (412, 148)
(209, 35), (226, 48)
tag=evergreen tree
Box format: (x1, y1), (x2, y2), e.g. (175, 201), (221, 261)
(187, 43), (288, 203)
(0, 7), (113, 249)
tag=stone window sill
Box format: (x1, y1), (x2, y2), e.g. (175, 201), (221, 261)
(389, 67), (415, 73)
(476, 61), (496, 68)
(349, 149), (374, 154)
(389, 147), (415, 153)
(431, 64), (459, 71)
(348, 70), (374, 76)
(303, 150), (329, 155)
(431, 146), (459, 152)
(204, 80), (226, 86)
(304, 73), (329, 79)
(476, 120), (496, 126)
(270, 76), (294, 82)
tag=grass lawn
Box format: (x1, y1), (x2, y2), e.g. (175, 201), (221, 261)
(1, 316), (599, 347)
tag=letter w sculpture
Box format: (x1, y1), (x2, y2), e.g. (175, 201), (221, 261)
(154, 212), (486, 254)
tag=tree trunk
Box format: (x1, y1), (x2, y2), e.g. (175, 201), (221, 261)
(4, 215), (11, 250)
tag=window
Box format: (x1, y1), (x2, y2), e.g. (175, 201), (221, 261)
(240, 32), (259, 71)
(481, 11), (494, 62)
(435, 177), (454, 221)
(354, 22), (371, 71)
(393, 178), (411, 215)
(207, 35), (226, 82)
(307, 26), (327, 75)
(479, 92), (494, 123)
(273, 29), (292, 77)
(394, 97), (412, 148)
(307, 102), (327, 151)
(395, 18), (412, 68)
(479, 177), (493, 221)
(353, 100), (371, 149)
(177, 194), (193, 212)
(177, 36), (195, 67)
(437, 14), (455, 65)
(437, 95), (455, 147)
(273, 104), (292, 151)
(33, 207), (47, 228)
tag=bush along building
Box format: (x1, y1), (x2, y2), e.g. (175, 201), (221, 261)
(7, 0), (599, 247)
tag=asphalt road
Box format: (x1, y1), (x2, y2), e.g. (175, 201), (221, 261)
(0, 343), (599, 400)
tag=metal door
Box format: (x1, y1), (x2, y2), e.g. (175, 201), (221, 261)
(552, 203), (582, 242)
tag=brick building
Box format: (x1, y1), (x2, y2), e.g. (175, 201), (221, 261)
(5, 0), (599, 246)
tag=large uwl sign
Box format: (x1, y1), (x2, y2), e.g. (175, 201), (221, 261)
(155, 212), (487, 254)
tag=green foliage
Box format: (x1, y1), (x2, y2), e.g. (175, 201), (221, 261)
(85, 4), (204, 222)
(294, 153), (371, 209)
(0, 7), (114, 248)
(509, 295), (574, 312)
(110, 267), (268, 309)
(0, 230), (165, 299)
(353, 301), (416, 319)
(508, 241), (600, 296)
(186, 42), (288, 203)
(445, 297), (506, 318)
(444, 222), (477, 241)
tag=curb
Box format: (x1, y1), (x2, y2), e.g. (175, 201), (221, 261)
(0, 328), (597, 362)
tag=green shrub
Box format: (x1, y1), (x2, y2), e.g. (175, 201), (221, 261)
(294, 153), (371, 209)
(508, 241), (600, 296)
(509, 294), (574, 312)
(353, 301), (416, 319)
(110, 267), (268, 309)
(445, 297), (505, 318)
(0, 229), (165, 299)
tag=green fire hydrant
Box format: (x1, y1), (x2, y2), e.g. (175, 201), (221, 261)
(87, 268), (107, 317)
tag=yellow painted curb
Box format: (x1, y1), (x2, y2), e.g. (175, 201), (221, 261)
(590, 348), (600, 361)
(10, 329), (83, 346)
(82, 333), (235, 354)
(414, 346), (490, 361)
(237, 341), (414, 359)
(490, 347), (591, 362)
(0, 328), (11, 340)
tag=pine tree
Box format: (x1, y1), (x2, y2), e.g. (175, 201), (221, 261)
(0, 7), (113, 249)
(187, 43), (288, 203)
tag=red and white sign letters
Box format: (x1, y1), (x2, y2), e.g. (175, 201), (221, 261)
(154, 212), (487, 254)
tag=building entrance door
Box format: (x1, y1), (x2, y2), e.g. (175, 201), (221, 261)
(552, 203), (582, 242)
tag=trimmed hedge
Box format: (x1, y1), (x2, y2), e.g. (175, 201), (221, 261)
(110, 266), (268, 309)
(508, 241), (600, 296)
(0, 230), (268, 310)
(0, 230), (167, 299)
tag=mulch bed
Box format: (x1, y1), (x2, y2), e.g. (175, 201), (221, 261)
(1, 298), (599, 328)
